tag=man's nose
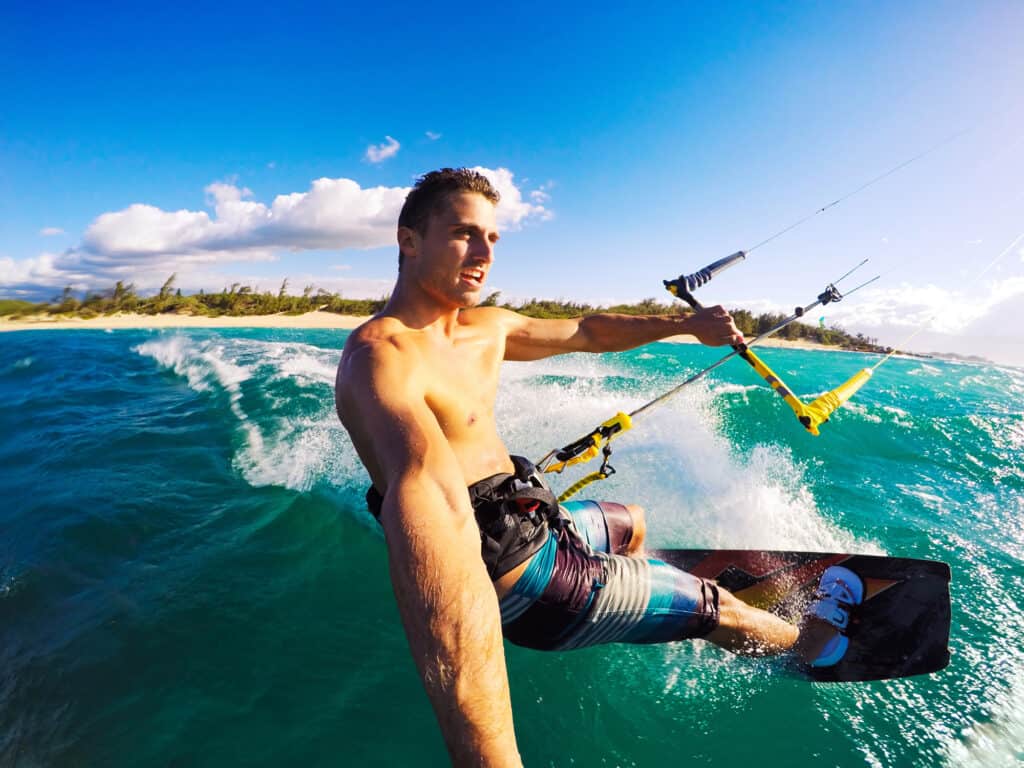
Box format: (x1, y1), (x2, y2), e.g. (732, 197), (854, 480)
(470, 236), (495, 264)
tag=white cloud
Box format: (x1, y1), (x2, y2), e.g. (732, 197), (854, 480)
(80, 178), (408, 260)
(474, 167), (552, 229)
(808, 276), (1024, 338)
(425, 131), (441, 141)
(0, 252), (90, 288)
(365, 136), (400, 163)
(0, 168), (552, 298)
(39, 227), (65, 236)
(789, 240), (1024, 349)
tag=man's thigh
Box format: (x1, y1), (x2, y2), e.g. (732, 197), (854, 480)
(560, 499), (635, 554)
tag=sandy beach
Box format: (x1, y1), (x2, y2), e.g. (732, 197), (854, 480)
(0, 310), (848, 351)
(0, 311), (368, 333)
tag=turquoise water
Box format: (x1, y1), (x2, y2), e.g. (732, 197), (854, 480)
(1, 328), (1022, 767)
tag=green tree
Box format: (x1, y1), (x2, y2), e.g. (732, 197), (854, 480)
(56, 286), (79, 314)
(159, 274), (177, 300)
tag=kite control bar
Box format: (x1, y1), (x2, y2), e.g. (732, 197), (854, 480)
(536, 254), (880, 501)
(661, 254), (879, 435)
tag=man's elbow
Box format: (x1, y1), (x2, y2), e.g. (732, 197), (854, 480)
(382, 469), (477, 534)
(575, 316), (607, 353)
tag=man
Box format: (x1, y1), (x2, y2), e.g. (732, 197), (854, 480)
(335, 168), (861, 766)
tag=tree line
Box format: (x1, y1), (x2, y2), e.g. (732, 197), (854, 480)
(0, 278), (890, 353)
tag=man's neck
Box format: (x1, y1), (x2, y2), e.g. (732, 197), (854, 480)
(381, 278), (462, 337)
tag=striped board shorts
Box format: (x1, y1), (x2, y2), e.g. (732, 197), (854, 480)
(499, 500), (720, 651)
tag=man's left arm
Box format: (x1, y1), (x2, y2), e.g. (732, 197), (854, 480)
(492, 305), (744, 361)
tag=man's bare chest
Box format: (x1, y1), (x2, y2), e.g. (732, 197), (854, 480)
(422, 338), (502, 435)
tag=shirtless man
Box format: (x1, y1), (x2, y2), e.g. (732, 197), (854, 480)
(335, 169), (860, 766)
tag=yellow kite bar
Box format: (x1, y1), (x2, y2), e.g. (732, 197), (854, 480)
(799, 368), (873, 435)
(739, 347), (872, 435)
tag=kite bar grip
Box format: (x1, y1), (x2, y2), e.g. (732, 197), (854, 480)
(681, 251), (747, 293)
(664, 251), (747, 310)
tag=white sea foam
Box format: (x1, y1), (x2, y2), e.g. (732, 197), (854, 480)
(880, 404), (910, 418)
(940, 540), (1024, 766)
(844, 401), (883, 424)
(909, 363), (944, 377)
(708, 381), (760, 399)
(135, 334), (269, 484)
(254, 340), (340, 388)
(135, 335), (217, 392)
(210, 340), (357, 491)
(274, 352), (338, 387)
(496, 354), (866, 553)
(238, 341), (356, 492)
(893, 483), (947, 514)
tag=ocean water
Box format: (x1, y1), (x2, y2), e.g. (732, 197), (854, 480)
(1, 328), (1022, 767)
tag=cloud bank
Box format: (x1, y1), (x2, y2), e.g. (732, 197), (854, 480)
(0, 167), (552, 298)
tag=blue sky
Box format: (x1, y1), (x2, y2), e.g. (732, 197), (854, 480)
(2, 1), (1023, 364)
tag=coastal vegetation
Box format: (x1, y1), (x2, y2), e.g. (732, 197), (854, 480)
(2, 277), (890, 353)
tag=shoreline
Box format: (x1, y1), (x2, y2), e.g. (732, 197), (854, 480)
(0, 310), (859, 353)
(0, 310), (368, 332)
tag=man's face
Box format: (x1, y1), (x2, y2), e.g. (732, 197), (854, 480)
(401, 191), (500, 309)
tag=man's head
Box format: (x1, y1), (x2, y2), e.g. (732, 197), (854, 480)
(397, 168), (500, 270)
(395, 168), (502, 310)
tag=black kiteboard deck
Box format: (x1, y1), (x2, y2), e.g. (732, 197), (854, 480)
(647, 549), (951, 682)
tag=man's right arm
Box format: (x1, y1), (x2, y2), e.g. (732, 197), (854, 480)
(338, 342), (522, 767)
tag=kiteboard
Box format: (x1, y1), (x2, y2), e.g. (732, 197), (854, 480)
(647, 549), (951, 682)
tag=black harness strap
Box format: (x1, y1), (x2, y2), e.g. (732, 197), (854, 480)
(365, 456), (560, 580)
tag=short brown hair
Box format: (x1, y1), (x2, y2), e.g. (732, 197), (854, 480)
(397, 168), (500, 267)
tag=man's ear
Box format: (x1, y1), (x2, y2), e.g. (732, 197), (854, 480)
(397, 226), (418, 261)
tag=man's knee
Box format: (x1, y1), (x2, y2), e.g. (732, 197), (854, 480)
(714, 587), (745, 627)
(624, 504), (646, 555)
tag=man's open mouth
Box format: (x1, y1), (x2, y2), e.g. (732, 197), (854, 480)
(460, 269), (485, 286)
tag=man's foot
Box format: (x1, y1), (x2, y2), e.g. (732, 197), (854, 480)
(806, 565), (864, 668)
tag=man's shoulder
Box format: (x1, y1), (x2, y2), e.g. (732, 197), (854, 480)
(340, 317), (422, 384)
(460, 305), (526, 329)
(346, 315), (420, 354)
